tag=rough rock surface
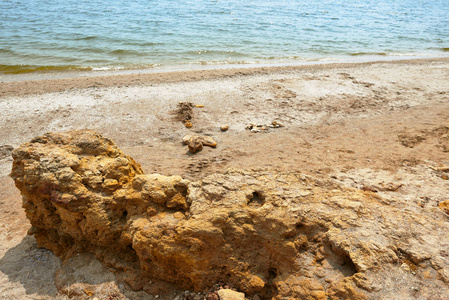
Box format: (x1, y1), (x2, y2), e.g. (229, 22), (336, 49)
(10, 130), (449, 299)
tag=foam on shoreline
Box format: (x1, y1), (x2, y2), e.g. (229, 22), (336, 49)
(2, 54), (449, 83)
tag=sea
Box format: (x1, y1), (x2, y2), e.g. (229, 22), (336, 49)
(0, 0), (448, 75)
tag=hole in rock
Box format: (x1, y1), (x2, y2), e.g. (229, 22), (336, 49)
(122, 210), (128, 219)
(340, 255), (357, 277)
(261, 267), (278, 299)
(247, 191), (265, 206)
(296, 222), (304, 229)
(328, 243), (357, 277)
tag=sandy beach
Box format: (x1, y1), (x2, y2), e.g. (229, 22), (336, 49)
(1, 58), (449, 299)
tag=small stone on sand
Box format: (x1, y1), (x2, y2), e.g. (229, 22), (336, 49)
(183, 135), (217, 153)
(188, 136), (203, 153)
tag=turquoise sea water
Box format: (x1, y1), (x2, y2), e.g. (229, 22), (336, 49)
(0, 0), (448, 74)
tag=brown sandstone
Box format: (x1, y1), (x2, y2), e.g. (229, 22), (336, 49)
(10, 130), (449, 299)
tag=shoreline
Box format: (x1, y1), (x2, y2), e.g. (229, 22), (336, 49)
(1, 56), (449, 98)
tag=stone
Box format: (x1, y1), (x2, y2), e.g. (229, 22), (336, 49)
(10, 130), (449, 299)
(439, 200), (449, 215)
(188, 136), (204, 153)
(199, 136), (217, 147)
(206, 292), (219, 300)
(217, 289), (245, 300)
(183, 135), (193, 145)
(220, 125), (229, 132)
(183, 135), (217, 154)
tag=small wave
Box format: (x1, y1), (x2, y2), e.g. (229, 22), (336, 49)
(350, 52), (388, 56)
(109, 49), (142, 56)
(74, 35), (98, 41)
(0, 48), (19, 55)
(181, 50), (246, 57)
(0, 64), (92, 74)
(123, 41), (162, 47)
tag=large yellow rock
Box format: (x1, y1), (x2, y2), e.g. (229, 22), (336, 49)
(10, 130), (449, 299)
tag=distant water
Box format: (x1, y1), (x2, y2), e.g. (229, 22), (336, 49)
(1, 0), (448, 74)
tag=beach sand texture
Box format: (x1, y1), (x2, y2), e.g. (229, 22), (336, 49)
(1, 58), (449, 299)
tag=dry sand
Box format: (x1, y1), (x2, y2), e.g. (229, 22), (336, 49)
(1, 58), (449, 299)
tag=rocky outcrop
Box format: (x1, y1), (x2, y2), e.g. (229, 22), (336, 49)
(10, 130), (449, 299)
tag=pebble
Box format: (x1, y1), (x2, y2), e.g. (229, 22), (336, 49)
(220, 125), (229, 132)
(217, 289), (245, 300)
(183, 135), (193, 145)
(188, 136), (203, 154)
(245, 121), (283, 132)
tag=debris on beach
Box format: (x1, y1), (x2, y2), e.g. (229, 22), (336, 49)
(183, 134), (217, 154)
(245, 121), (284, 133)
(174, 102), (194, 123)
(220, 125), (229, 132)
(195, 104), (205, 108)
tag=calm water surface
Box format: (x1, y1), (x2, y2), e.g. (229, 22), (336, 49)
(0, 0), (448, 73)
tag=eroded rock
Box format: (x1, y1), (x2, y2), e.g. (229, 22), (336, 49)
(10, 130), (449, 299)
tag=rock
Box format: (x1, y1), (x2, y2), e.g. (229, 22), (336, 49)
(217, 289), (245, 300)
(439, 200), (449, 215)
(245, 123), (255, 130)
(185, 121), (193, 128)
(183, 135), (193, 145)
(188, 136), (204, 153)
(10, 130), (449, 299)
(206, 292), (219, 300)
(271, 121), (284, 128)
(183, 135), (217, 154)
(199, 136), (217, 147)
(246, 121), (283, 132)
(220, 125), (229, 132)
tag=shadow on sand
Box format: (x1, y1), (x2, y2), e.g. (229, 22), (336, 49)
(0, 235), (60, 297)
